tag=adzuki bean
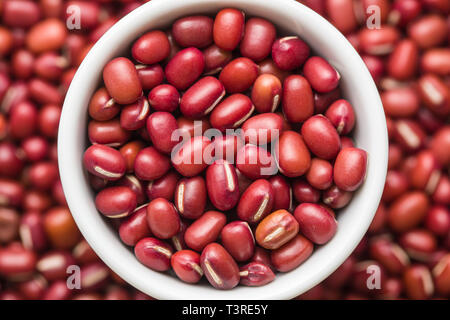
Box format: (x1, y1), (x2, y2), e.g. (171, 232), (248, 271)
(82, 7), (370, 291)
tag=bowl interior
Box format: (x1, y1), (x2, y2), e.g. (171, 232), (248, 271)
(58, 0), (388, 300)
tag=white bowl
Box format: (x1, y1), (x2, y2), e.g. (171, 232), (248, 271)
(58, 0), (388, 300)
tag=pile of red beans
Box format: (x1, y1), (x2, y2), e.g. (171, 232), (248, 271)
(0, 0), (448, 299)
(0, 0), (156, 300)
(83, 7), (369, 289)
(296, 0), (450, 300)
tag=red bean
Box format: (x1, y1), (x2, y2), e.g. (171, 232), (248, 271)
(175, 176), (207, 220)
(425, 205), (450, 237)
(203, 44), (233, 74)
(89, 175), (107, 192)
(258, 58), (290, 82)
(433, 254), (450, 296)
(302, 115), (340, 160)
(102, 57), (142, 104)
(119, 205), (152, 246)
(134, 237), (173, 272)
(325, 0), (358, 34)
(172, 16), (213, 48)
(119, 97), (150, 131)
(421, 48), (450, 76)
(177, 117), (211, 139)
(95, 186), (137, 219)
(88, 87), (120, 122)
(172, 136), (212, 177)
(388, 191), (429, 232)
(303, 56), (340, 93)
(275, 131), (311, 177)
(83, 144), (126, 181)
(38, 104), (61, 139)
(236, 144), (277, 180)
(282, 75), (314, 123)
(390, 0), (422, 27)
(359, 25), (400, 55)
(251, 74), (282, 113)
(132, 31), (170, 65)
(387, 39), (419, 80)
(210, 94), (254, 131)
(362, 55), (385, 84)
(0, 27), (13, 57)
(72, 239), (98, 265)
(136, 64), (164, 91)
(0, 244), (37, 279)
(219, 57), (259, 93)
(146, 170), (179, 202)
(417, 74), (450, 117)
(146, 198), (180, 239)
(171, 219), (188, 252)
(64, 1), (101, 30)
(134, 147), (170, 181)
(206, 160), (240, 211)
(381, 87), (420, 118)
(325, 99), (355, 134)
(184, 211), (226, 252)
(221, 221), (255, 262)
(403, 265), (434, 299)
(26, 19), (67, 54)
(306, 158), (333, 190)
(272, 36), (310, 71)
(270, 234), (313, 272)
(119, 141), (145, 173)
(410, 150), (441, 194)
(28, 78), (63, 105)
(2, 0), (41, 28)
(21, 136), (50, 162)
(114, 173), (148, 205)
(240, 18), (276, 62)
(165, 48), (205, 90)
(393, 119), (426, 152)
(237, 179), (274, 224)
(324, 256), (355, 289)
(146, 112), (178, 154)
(34, 52), (67, 81)
(294, 203), (337, 244)
(269, 175), (292, 211)
(0, 142), (24, 178)
(239, 262), (275, 287)
(28, 161), (59, 190)
(171, 250), (203, 284)
(407, 14), (447, 49)
(292, 178), (320, 204)
(369, 237), (410, 275)
(255, 210), (299, 250)
(0, 208), (19, 244)
(242, 113), (283, 146)
(323, 185), (353, 209)
(37, 251), (76, 281)
(382, 170), (409, 202)
(200, 243), (240, 290)
(148, 84), (180, 113)
(333, 147), (367, 192)
(180, 76), (225, 119)
(16, 274), (47, 299)
(399, 229), (437, 261)
(213, 8), (245, 51)
(212, 134), (243, 163)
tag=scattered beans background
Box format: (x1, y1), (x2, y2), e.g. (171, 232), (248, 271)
(0, 0), (448, 300)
